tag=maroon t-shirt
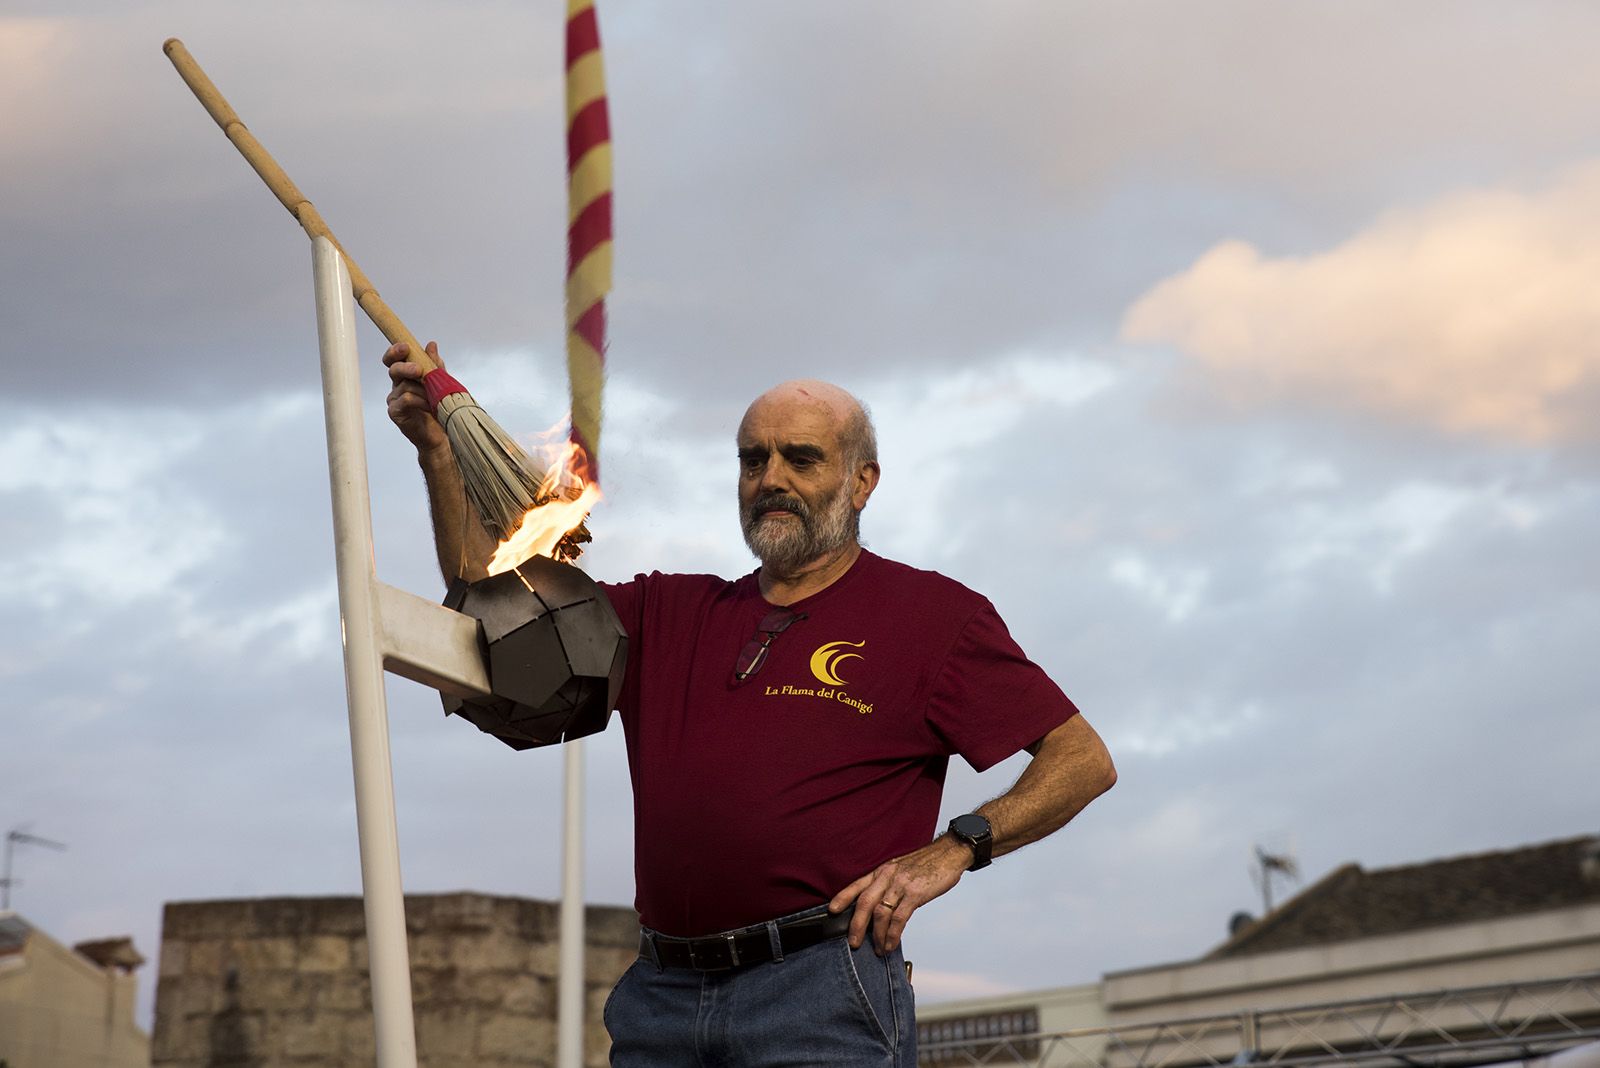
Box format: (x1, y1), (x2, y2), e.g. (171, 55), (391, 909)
(599, 549), (1078, 937)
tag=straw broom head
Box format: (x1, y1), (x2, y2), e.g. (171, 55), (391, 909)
(425, 367), (591, 553)
(434, 395), (543, 541)
(432, 389), (593, 553)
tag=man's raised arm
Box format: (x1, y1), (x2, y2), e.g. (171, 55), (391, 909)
(383, 341), (498, 583)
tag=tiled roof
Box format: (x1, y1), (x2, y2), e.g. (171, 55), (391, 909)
(1210, 834), (1600, 958)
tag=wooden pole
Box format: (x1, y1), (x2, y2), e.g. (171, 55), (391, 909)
(163, 38), (440, 376)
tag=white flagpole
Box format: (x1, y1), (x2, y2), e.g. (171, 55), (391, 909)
(558, 740), (585, 1068)
(313, 230), (594, 1066)
(313, 236), (419, 1068)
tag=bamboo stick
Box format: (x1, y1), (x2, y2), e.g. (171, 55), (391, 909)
(163, 38), (439, 375)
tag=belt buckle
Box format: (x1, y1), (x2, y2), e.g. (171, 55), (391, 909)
(687, 934), (739, 970)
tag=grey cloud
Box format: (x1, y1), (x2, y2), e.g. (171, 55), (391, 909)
(20, 1), (1600, 409)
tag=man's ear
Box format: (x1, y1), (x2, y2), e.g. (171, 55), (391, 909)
(853, 461), (881, 510)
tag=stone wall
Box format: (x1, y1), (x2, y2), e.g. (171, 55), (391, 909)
(152, 893), (638, 1068)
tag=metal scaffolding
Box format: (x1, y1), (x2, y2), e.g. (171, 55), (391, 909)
(918, 972), (1600, 1068)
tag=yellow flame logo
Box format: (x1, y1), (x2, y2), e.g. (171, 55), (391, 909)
(809, 640), (866, 686)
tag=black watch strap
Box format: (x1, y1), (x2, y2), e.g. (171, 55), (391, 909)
(947, 813), (993, 871)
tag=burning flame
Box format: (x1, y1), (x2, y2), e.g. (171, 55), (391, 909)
(487, 431), (601, 576)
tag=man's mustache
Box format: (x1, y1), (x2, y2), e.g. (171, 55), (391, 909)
(750, 492), (809, 519)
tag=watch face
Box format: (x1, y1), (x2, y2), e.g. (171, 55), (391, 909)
(951, 814), (990, 841)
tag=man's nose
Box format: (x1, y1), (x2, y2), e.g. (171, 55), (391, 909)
(757, 459), (792, 493)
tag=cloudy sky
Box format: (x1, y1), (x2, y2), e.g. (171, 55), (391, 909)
(4, 0), (1599, 1031)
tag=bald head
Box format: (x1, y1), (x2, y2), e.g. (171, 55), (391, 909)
(740, 380), (878, 472)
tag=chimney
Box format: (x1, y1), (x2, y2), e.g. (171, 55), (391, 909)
(73, 937), (145, 973)
(1580, 837), (1600, 884)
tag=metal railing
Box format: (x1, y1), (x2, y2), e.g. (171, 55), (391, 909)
(918, 972), (1600, 1068)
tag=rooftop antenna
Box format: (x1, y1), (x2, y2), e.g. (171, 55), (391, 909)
(2, 826), (68, 910)
(1252, 843), (1300, 915)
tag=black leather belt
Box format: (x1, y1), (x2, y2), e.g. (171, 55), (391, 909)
(641, 910), (852, 971)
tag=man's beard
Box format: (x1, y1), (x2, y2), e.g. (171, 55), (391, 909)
(741, 480), (858, 574)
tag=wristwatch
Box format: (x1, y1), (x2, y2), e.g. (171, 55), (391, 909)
(947, 813), (993, 871)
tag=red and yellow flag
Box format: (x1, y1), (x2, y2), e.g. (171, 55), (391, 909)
(565, 0), (612, 485)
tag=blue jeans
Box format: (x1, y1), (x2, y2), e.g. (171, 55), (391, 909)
(605, 907), (917, 1067)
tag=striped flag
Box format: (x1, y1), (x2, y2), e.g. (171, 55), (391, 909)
(565, 0), (613, 485)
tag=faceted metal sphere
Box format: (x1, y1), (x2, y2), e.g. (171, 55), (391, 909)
(441, 555), (627, 750)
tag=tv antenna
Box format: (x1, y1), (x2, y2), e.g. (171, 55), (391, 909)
(2, 826), (68, 910)
(1252, 843), (1300, 915)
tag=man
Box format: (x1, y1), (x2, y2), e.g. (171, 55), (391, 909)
(385, 342), (1116, 1067)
